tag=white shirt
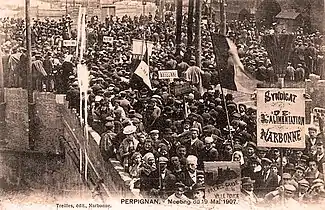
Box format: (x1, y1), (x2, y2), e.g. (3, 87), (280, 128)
(161, 170), (166, 179)
(191, 138), (198, 146)
(188, 171), (197, 183)
(317, 153), (324, 162)
(310, 137), (317, 146)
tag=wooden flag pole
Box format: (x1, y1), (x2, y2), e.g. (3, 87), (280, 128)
(207, 15), (233, 148)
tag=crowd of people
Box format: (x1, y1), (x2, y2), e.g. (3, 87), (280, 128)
(1, 10), (325, 207)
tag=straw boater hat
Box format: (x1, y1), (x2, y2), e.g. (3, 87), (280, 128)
(123, 125), (137, 135)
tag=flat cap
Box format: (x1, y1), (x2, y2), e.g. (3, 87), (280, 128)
(190, 127), (199, 132)
(283, 173), (292, 179)
(261, 158), (272, 164)
(204, 137), (214, 144)
(298, 179), (310, 187)
(159, 156), (169, 163)
(149, 130), (159, 134)
(284, 184), (296, 192)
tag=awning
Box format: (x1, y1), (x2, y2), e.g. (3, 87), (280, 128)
(276, 10), (301, 20)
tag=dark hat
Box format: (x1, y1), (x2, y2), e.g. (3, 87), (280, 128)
(308, 125), (318, 131)
(164, 106), (174, 114)
(227, 103), (237, 109)
(295, 165), (305, 171)
(225, 94), (234, 101)
(197, 170), (205, 178)
(301, 154), (310, 162)
(175, 182), (186, 189)
(193, 184), (205, 192)
(233, 144), (242, 151)
(232, 112), (241, 119)
(258, 147), (269, 152)
(203, 125), (214, 131)
(238, 120), (247, 128)
(164, 128), (173, 134)
(241, 177), (255, 185)
(246, 141), (257, 149)
(285, 163), (296, 172)
(270, 163), (278, 168)
(261, 158), (272, 164)
(184, 119), (192, 125)
(190, 127), (200, 133)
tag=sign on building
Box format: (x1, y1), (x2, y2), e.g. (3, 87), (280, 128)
(103, 36), (114, 44)
(204, 161), (241, 204)
(158, 70), (178, 80)
(63, 40), (77, 47)
(257, 88), (306, 148)
(132, 39), (154, 56)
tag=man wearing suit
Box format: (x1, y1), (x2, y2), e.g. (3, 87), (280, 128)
(149, 157), (176, 199)
(240, 177), (260, 208)
(305, 125), (321, 155)
(199, 136), (219, 168)
(264, 163), (280, 192)
(184, 128), (204, 157)
(313, 142), (325, 173)
(179, 155), (201, 199)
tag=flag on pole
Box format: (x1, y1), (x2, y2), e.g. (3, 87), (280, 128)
(79, 8), (87, 62)
(134, 60), (152, 90)
(76, 6), (82, 58)
(211, 34), (261, 94)
(130, 41), (152, 90)
(77, 64), (89, 92)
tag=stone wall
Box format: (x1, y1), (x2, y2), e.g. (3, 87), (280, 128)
(1, 90), (136, 202)
(34, 92), (64, 154)
(4, 88), (29, 151)
(0, 149), (89, 202)
(60, 100), (136, 198)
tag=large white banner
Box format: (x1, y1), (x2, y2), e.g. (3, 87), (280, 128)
(257, 88), (306, 148)
(132, 39), (154, 56)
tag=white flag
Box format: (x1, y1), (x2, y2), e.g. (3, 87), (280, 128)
(134, 61), (152, 90)
(132, 39), (154, 56)
(77, 63), (89, 92)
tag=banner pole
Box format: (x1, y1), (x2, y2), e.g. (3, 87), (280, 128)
(76, 6), (82, 59)
(207, 16), (233, 147)
(280, 148), (284, 207)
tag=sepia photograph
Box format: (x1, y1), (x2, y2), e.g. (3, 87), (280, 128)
(0, 0), (325, 209)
